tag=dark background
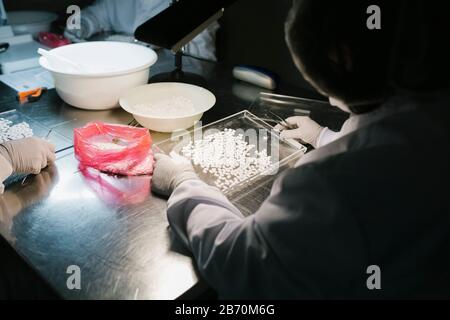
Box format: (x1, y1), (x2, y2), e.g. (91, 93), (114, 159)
(3, 0), (317, 94)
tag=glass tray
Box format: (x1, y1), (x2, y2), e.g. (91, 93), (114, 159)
(0, 109), (72, 153)
(154, 110), (307, 194)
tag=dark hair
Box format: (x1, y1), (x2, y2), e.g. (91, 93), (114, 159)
(285, 0), (450, 112)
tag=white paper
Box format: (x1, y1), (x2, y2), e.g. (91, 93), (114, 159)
(0, 67), (55, 92)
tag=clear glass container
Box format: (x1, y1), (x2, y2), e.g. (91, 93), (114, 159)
(0, 109), (72, 152)
(154, 110), (306, 194)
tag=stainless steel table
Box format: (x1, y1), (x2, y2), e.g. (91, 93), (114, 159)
(2, 149), (200, 299)
(0, 49), (346, 299)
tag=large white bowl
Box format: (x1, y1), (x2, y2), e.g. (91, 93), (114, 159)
(119, 82), (216, 133)
(39, 42), (158, 110)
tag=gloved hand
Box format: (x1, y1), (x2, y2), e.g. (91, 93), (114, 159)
(274, 116), (324, 148)
(151, 152), (198, 197)
(0, 137), (56, 175)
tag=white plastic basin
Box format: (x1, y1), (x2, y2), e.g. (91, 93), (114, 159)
(39, 41), (158, 110)
(119, 82), (216, 133)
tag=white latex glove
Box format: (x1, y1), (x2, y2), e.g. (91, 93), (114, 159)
(0, 137), (56, 175)
(274, 116), (324, 148)
(151, 152), (198, 197)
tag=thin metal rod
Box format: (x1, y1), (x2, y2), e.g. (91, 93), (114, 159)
(44, 129), (53, 139)
(268, 111), (295, 129)
(260, 92), (327, 104)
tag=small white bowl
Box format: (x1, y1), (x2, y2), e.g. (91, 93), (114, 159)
(39, 41), (158, 110)
(119, 82), (216, 132)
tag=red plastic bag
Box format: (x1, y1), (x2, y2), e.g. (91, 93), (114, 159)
(74, 122), (154, 176)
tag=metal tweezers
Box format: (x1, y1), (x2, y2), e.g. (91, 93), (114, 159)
(267, 110), (295, 130)
(260, 92), (319, 129)
(260, 92), (323, 110)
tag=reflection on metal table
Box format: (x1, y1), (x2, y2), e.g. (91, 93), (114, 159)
(1, 149), (199, 299)
(0, 49), (347, 299)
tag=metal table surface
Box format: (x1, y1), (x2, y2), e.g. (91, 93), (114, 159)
(0, 49), (346, 299)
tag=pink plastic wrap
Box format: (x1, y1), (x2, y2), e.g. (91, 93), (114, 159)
(80, 166), (151, 206)
(74, 122), (154, 176)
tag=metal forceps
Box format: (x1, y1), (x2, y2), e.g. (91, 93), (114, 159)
(268, 110), (295, 130)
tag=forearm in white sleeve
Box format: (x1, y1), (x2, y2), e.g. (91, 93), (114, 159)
(316, 127), (341, 148)
(167, 179), (244, 249)
(166, 162), (366, 298)
(166, 179), (294, 298)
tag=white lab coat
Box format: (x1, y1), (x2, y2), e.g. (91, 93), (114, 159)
(316, 101), (415, 148)
(166, 91), (450, 299)
(69, 0), (219, 61)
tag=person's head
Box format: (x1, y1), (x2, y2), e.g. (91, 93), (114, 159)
(285, 0), (450, 113)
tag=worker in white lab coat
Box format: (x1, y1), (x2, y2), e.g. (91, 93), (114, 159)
(151, 0), (450, 299)
(64, 0), (219, 61)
